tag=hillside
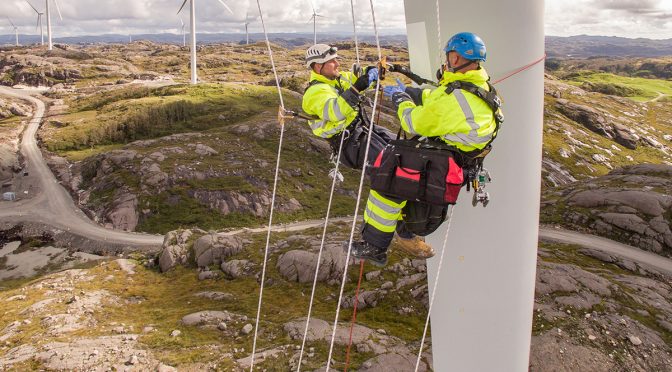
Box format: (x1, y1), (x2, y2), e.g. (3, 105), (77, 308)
(1, 41), (671, 371)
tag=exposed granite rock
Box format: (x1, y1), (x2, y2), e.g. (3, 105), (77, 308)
(192, 233), (244, 268)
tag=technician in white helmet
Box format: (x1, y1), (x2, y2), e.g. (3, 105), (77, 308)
(301, 44), (391, 170)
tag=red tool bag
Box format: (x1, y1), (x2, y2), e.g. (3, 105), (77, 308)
(370, 139), (464, 205)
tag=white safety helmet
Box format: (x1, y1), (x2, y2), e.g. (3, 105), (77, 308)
(305, 44), (338, 68)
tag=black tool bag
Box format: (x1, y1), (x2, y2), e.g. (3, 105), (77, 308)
(402, 201), (449, 236)
(329, 120), (393, 170)
(370, 139), (464, 205)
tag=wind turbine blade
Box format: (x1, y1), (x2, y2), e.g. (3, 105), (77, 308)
(25, 0), (39, 13)
(36, 15), (40, 30)
(177, 0), (188, 14)
(7, 17), (16, 28)
(53, 0), (63, 21)
(310, 0), (315, 14)
(215, 0), (234, 14)
(180, 17), (184, 26)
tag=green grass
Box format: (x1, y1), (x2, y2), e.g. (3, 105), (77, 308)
(59, 143), (126, 162)
(565, 72), (672, 101)
(43, 83), (299, 153)
(184, 176), (257, 193)
(0, 115), (24, 129)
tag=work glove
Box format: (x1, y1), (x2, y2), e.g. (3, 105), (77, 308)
(352, 66), (378, 91)
(391, 91), (412, 110)
(383, 78), (407, 98)
(366, 66), (379, 83)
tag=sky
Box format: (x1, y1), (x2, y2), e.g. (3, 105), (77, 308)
(1, 0), (671, 40)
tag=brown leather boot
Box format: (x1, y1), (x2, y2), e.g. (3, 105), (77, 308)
(392, 235), (435, 258)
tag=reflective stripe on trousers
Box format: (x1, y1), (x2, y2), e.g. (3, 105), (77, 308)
(363, 190), (405, 234)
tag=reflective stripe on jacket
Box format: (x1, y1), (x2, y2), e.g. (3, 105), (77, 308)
(397, 68), (499, 152)
(301, 70), (360, 138)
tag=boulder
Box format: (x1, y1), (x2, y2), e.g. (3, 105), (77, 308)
(158, 244), (190, 272)
(220, 259), (252, 279)
(181, 310), (232, 326)
(192, 233), (244, 268)
(358, 352), (429, 372)
(276, 244), (349, 283)
(105, 193), (138, 231)
(106, 150), (137, 166)
(194, 143), (218, 156)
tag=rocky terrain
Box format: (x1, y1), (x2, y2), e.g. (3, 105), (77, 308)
(0, 96), (30, 184)
(1, 41), (671, 370)
(542, 164), (672, 257)
(542, 74), (671, 188)
(0, 224), (436, 371)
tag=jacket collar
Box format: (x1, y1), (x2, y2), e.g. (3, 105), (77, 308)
(439, 67), (490, 86)
(310, 70), (344, 87)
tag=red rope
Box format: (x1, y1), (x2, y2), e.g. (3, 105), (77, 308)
(492, 54), (546, 85)
(344, 260), (366, 371)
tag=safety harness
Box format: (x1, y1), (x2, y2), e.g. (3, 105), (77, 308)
(442, 79), (503, 206)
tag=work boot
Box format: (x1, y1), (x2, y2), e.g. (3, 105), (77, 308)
(349, 240), (388, 267)
(392, 235), (435, 258)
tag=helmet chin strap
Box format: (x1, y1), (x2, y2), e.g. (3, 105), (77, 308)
(446, 55), (476, 73)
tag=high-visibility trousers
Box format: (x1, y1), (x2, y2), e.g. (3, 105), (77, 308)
(362, 189), (406, 249)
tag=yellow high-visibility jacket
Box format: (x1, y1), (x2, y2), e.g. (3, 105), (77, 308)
(301, 70), (362, 139)
(397, 68), (500, 152)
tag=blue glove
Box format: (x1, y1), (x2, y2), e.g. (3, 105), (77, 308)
(367, 67), (379, 84)
(383, 78), (406, 98)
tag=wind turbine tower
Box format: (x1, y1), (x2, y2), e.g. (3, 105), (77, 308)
(308, 2), (324, 45)
(244, 13), (251, 45)
(7, 18), (19, 46)
(45, 0), (63, 51)
(180, 17), (186, 47)
(178, 0), (234, 85)
(26, 1), (45, 46)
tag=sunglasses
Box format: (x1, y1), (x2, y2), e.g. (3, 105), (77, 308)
(321, 46), (338, 58)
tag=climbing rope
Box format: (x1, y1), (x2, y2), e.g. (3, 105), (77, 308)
(296, 132), (347, 371)
(349, 0), (361, 66)
(435, 0), (442, 67)
(492, 54), (546, 85)
(325, 0), (384, 370)
(408, 54), (546, 371)
(343, 260), (366, 371)
(413, 205), (454, 371)
(249, 0), (288, 370)
(296, 0), (367, 368)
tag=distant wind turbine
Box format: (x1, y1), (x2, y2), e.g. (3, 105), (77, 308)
(45, 0), (63, 51)
(177, 0), (234, 84)
(180, 17), (186, 47)
(6, 18), (19, 46)
(308, 2), (325, 45)
(244, 12), (253, 45)
(26, 0), (45, 46)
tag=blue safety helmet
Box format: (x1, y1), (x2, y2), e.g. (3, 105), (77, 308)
(444, 32), (487, 62)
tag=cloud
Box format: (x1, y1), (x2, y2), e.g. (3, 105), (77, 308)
(2, 0), (671, 40)
(545, 0), (672, 39)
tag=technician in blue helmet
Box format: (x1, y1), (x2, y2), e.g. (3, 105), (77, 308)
(349, 32), (504, 266)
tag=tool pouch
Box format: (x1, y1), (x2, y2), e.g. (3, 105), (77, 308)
(370, 139), (464, 205)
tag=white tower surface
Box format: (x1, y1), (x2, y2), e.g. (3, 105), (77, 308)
(402, 0), (544, 370)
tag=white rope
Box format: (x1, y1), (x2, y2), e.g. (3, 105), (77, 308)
(414, 205), (455, 372)
(325, 0), (384, 370)
(349, 0), (361, 65)
(249, 0), (287, 370)
(435, 0), (443, 67)
(296, 133), (347, 372)
(297, 1), (363, 369)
